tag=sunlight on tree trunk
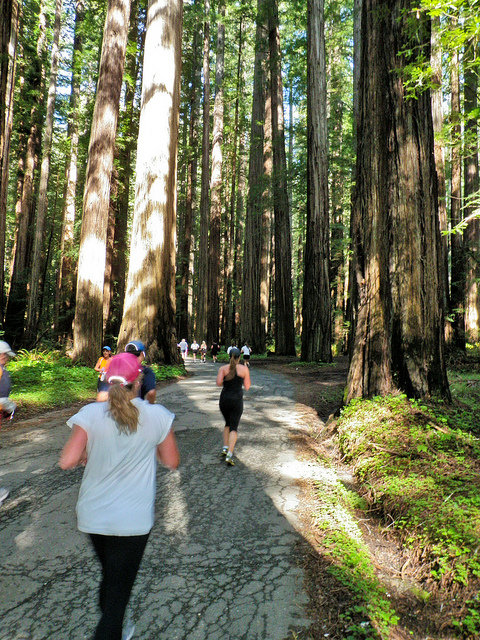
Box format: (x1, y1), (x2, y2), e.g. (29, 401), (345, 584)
(73, 0), (131, 364)
(118, 0), (183, 364)
(346, 0), (450, 402)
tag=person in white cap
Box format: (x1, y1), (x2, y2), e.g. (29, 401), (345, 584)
(59, 352), (179, 640)
(0, 340), (16, 505)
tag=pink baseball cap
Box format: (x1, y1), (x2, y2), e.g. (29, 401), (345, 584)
(105, 353), (142, 386)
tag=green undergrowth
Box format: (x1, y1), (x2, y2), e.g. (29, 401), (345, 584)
(335, 391), (480, 637)
(7, 350), (184, 414)
(310, 466), (400, 639)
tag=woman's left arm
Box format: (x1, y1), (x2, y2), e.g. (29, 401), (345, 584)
(59, 424), (88, 469)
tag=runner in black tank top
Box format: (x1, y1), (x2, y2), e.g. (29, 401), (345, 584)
(216, 347), (251, 466)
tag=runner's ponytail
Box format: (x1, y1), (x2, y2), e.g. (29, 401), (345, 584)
(108, 383), (140, 434)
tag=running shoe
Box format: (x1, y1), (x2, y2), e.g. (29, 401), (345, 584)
(225, 455), (235, 466)
(221, 447), (228, 457)
(0, 487), (9, 503)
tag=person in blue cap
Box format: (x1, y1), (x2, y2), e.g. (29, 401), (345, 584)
(95, 346), (113, 402)
(124, 340), (157, 404)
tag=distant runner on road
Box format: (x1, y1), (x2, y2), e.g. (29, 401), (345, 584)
(216, 346), (251, 466)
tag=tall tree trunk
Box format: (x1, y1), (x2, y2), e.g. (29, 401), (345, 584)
(463, 38), (479, 344)
(268, 0), (295, 355)
(449, 50), (464, 350)
(54, 0), (84, 345)
(206, 0), (225, 346)
(195, 0), (210, 342)
(118, 0), (183, 364)
(301, 0), (331, 362)
(0, 0), (18, 323)
(106, 0), (143, 340)
(73, 0), (131, 364)
(261, 70), (272, 345)
(25, 0), (63, 344)
(431, 16), (449, 335)
(242, 0), (268, 353)
(177, 2), (201, 343)
(5, 0), (46, 346)
(224, 15), (244, 345)
(346, 0), (450, 402)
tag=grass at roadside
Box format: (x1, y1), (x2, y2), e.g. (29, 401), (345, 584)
(331, 376), (480, 638)
(7, 350), (185, 414)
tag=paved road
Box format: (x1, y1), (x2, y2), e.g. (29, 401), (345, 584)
(0, 360), (315, 640)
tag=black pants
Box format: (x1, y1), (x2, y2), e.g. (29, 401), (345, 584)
(90, 532), (150, 640)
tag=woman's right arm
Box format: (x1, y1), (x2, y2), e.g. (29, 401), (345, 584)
(59, 424), (88, 469)
(94, 358), (102, 372)
(156, 428), (180, 469)
(216, 366), (226, 387)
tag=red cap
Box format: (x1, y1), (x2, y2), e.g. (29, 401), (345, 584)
(105, 353), (142, 386)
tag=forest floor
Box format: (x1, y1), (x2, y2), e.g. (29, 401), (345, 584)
(253, 355), (450, 640)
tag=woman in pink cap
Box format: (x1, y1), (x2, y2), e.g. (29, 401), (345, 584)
(59, 352), (179, 640)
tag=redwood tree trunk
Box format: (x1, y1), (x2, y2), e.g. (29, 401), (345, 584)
(346, 0), (450, 402)
(72, 0), (131, 364)
(268, 0), (295, 356)
(301, 0), (331, 363)
(241, 0), (268, 353)
(25, 0), (63, 344)
(449, 51), (464, 350)
(463, 39), (479, 344)
(118, 0), (183, 364)
(207, 0), (225, 346)
(195, 0), (210, 342)
(177, 3), (201, 342)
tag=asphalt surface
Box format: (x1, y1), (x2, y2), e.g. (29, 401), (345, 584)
(0, 360), (315, 640)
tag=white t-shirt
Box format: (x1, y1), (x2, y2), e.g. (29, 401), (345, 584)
(66, 397), (175, 536)
(241, 345), (250, 355)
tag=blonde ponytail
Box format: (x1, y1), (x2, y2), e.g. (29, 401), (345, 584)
(108, 383), (139, 434)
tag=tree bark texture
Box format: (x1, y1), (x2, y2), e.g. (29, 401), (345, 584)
(5, 2), (46, 346)
(207, 0), (225, 345)
(0, 0), (18, 323)
(346, 0), (450, 402)
(241, 0), (268, 353)
(106, 0), (142, 340)
(449, 51), (464, 349)
(73, 0), (131, 364)
(268, 0), (295, 356)
(25, 0), (63, 344)
(177, 4), (201, 343)
(431, 17), (449, 321)
(463, 39), (479, 344)
(301, 0), (331, 363)
(118, 0), (183, 364)
(55, 0), (84, 343)
(195, 0), (210, 342)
